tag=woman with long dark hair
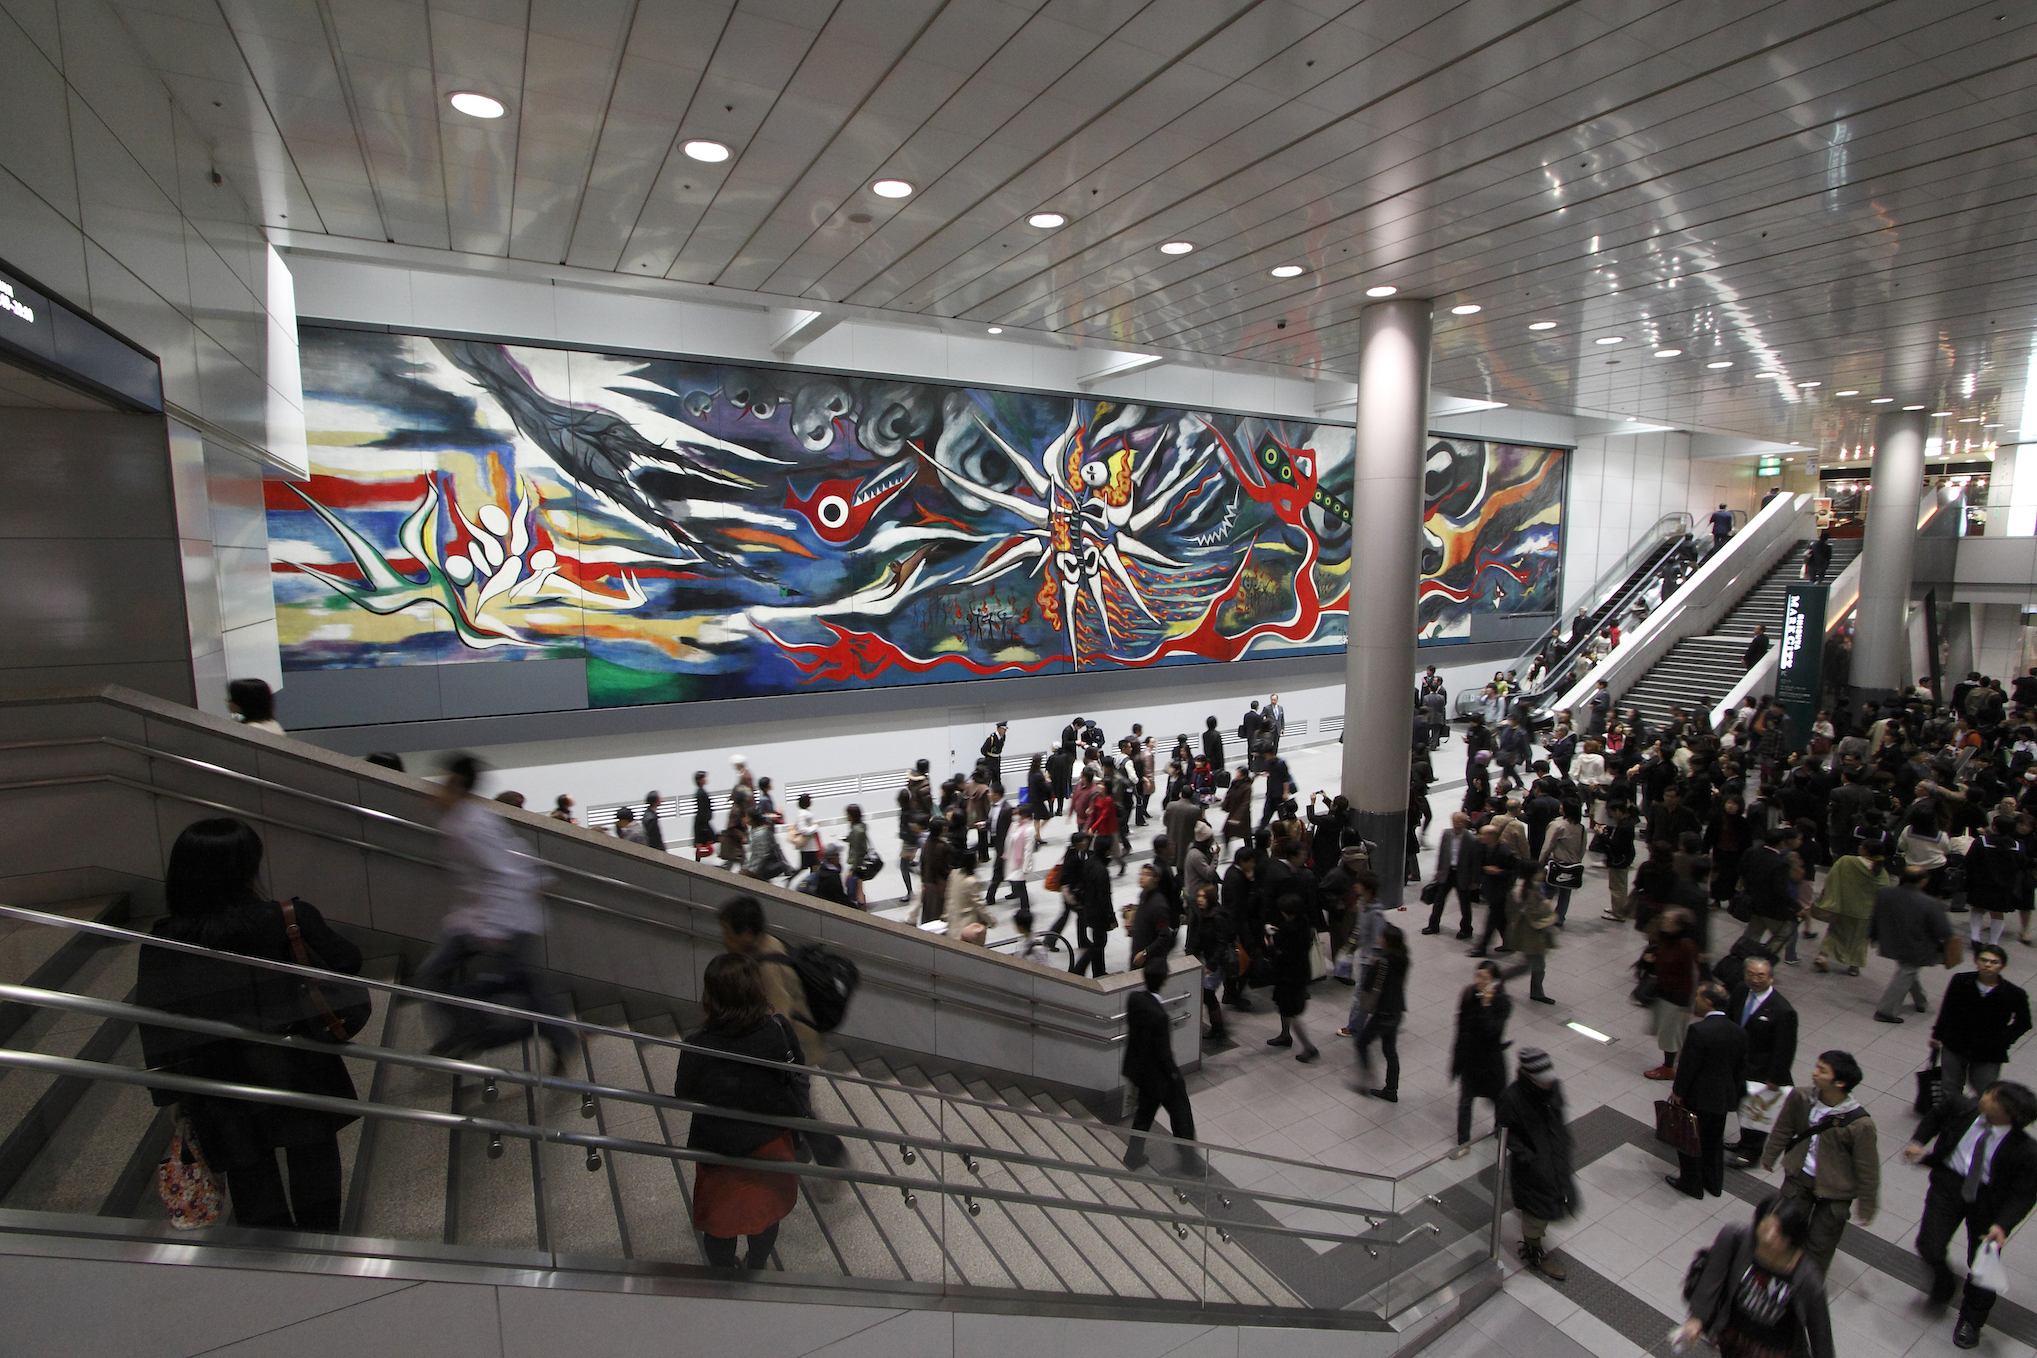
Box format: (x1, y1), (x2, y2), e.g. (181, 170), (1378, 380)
(673, 952), (806, 1269)
(226, 678), (282, 734)
(136, 817), (363, 1230)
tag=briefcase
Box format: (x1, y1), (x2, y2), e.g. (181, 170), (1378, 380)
(1420, 879), (1447, 905)
(1655, 1099), (1702, 1158)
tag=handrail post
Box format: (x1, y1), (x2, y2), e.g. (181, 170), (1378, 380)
(1489, 1128), (1508, 1259)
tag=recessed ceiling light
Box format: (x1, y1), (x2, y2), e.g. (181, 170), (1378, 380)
(1931, 411), (1955, 416)
(1159, 241), (1193, 255)
(1706, 360), (1733, 369)
(1270, 264), (1305, 278)
(1595, 336), (1624, 346)
(1366, 285), (1398, 298)
(871, 178), (913, 198)
(1798, 381), (1821, 388)
(1903, 404), (1926, 410)
(1835, 389), (1860, 397)
(1450, 304), (1481, 315)
(1654, 348), (1682, 358)
(1960, 416), (1984, 423)
(682, 139), (730, 162)
(1870, 396), (1896, 403)
(1527, 320), (1557, 330)
(987, 326), (1002, 334)
(1029, 212), (1066, 228)
(449, 91), (505, 119)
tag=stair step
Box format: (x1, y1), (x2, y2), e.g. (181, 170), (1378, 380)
(353, 996), (453, 1244)
(536, 1000), (627, 1261)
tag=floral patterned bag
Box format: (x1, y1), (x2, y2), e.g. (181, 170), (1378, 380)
(157, 1115), (222, 1229)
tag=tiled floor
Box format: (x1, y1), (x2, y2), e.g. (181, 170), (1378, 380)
(868, 734), (2037, 1357)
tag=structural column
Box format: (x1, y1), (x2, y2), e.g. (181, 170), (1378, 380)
(1851, 408), (1928, 703)
(1341, 299), (1431, 902)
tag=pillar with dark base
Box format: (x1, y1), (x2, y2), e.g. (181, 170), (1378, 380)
(1851, 408), (1928, 705)
(1340, 299), (1432, 903)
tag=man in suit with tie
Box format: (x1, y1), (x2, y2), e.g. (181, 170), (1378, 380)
(1905, 1082), (2037, 1348)
(1728, 956), (1798, 1166)
(1667, 982), (1747, 1198)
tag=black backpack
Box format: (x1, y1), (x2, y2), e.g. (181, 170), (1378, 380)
(761, 943), (861, 1032)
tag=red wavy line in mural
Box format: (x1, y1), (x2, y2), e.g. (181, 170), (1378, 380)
(755, 620), (1071, 684)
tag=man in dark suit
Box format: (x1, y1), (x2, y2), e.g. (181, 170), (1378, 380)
(1121, 954), (1198, 1172)
(1905, 1082), (2037, 1348)
(1468, 823), (1517, 958)
(1728, 956), (1798, 1166)
(1872, 865), (1954, 1023)
(1668, 982), (1747, 1198)
(1423, 812), (1476, 938)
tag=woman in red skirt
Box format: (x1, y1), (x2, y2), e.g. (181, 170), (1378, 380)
(673, 953), (807, 1268)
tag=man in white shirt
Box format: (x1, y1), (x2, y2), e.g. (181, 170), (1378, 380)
(424, 754), (573, 1072)
(1906, 1081), (2037, 1347)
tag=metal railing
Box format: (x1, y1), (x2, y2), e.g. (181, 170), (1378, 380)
(0, 903), (1504, 1321)
(1456, 512), (1695, 719)
(0, 736), (1159, 1048)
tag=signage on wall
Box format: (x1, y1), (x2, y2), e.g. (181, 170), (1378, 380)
(1776, 583), (1828, 748)
(0, 256), (162, 412)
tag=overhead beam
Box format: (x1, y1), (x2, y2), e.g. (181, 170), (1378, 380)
(770, 308), (842, 360)
(1075, 349), (1164, 389)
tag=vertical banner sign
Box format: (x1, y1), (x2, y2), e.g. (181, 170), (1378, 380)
(1777, 583), (1829, 749)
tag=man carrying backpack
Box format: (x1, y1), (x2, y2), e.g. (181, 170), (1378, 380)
(719, 895), (851, 1172)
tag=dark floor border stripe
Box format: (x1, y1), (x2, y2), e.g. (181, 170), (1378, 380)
(1533, 1104), (2037, 1350)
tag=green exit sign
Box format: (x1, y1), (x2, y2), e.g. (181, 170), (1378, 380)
(1757, 456), (1783, 476)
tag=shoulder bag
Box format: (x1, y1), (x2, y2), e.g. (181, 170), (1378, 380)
(1546, 861), (1585, 890)
(278, 900), (372, 1042)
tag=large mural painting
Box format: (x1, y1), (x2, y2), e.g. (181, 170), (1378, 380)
(1418, 437), (1567, 643)
(269, 326), (1562, 708)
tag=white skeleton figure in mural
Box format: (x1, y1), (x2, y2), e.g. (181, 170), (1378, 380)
(918, 404), (1210, 662)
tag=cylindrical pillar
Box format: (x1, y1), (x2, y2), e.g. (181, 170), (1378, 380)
(1852, 409), (1928, 702)
(1341, 298), (1431, 902)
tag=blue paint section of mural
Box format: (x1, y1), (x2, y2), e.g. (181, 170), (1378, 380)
(267, 326), (1560, 710)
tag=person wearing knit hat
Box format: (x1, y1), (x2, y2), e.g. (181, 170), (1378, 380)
(1496, 1047), (1576, 1281)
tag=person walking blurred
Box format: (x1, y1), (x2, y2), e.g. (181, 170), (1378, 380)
(422, 754), (574, 1073)
(1121, 954), (1199, 1172)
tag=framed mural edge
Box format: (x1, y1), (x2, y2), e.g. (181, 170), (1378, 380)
(269, 320), (1565, 713)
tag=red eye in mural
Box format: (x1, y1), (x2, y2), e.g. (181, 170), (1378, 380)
(782, 461), (914, 544)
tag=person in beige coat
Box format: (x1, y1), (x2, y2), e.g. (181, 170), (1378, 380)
(945, 859), (994, 944)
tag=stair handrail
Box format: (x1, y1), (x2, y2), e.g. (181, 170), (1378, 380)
(0, 1044), (1394, 1254)
(1549, 492), (1815, 716)
(0, 734), (1174, 1046)
(0, 902), (1399, 1196)
(0, 979), (1398, 1229)
(1508, 513), (1697, 708)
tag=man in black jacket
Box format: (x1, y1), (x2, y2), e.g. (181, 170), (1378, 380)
(1743, 624), (1771, 670)
(1601, 801), (1638, 922)
(1668, 983), (1747, 1198)
(1122, 954), (1198, 1172)
(1905, 1082), (2037, 1347)
(1066, 834), (1115, 978)
(1736, 827), (1800, 955)
(1727, 956), (1798, 1165)
(1935, 946), (2036, 1098)
(1468, 824), (1517, 958)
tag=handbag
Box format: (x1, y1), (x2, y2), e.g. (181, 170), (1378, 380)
(1727, 891), (1755, 924)
(1655, 1099), (1702, 1158)
(278, 900), (372, 1042)
(1420, 879), (1446, 905)
(1546, 861), (1584, 890)
(1310, 932), (1332, 982)
(157, 1114), (222, 1229)
(1915, 1049), (1945, 1114)
(1042, 863), (1064, 893)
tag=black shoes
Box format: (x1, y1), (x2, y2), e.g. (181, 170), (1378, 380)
(1873, 1013), (1904, 1024)
(1363, 1087), (1398, 1102)
(1421, 926), (1441, 935)
(1663, 1174), (1703, 1200)
(1455, 930), (1473, 940)
(1296, 1049), (1320, 1063)
(1530, 994), (1556, 1005)
(1267, 1034), (1293, 1048)
(1954, 1319), (1981, 1349)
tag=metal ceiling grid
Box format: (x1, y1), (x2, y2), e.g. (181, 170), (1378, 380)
(96, 0), (2037, 445)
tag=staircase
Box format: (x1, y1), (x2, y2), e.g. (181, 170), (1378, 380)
(1618, 539), (1861, 725)
(0, 899), (1499, 1334)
